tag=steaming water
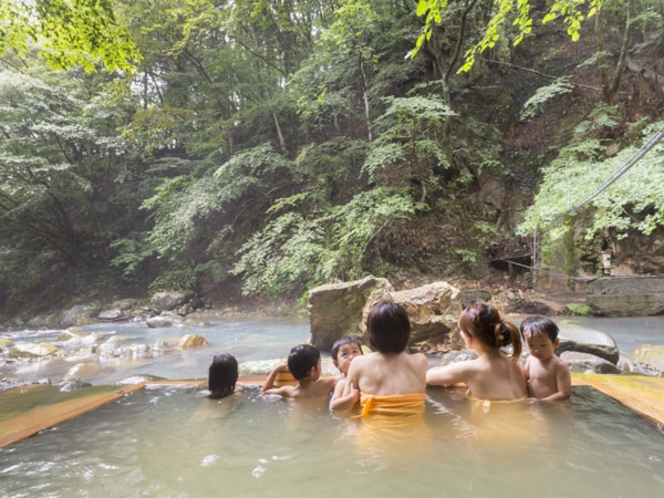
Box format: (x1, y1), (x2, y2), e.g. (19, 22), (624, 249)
(0, 385), (663, 497)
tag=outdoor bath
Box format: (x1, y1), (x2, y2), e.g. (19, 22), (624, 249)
(1, 317), (664, 497)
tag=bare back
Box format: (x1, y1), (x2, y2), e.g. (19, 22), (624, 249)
(346, 351), (427, 397)
(465, 353), (527, 401)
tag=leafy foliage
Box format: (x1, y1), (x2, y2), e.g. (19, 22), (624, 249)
(520, 78), (575, 120)
(0, 0), (141, 72)
(518, 122), (664, 240)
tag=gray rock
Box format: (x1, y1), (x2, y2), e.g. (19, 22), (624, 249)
(560, 351), (622, 374)
(587, 277), (664, 316)
(308, 276), (393, 351)
(9, 342), (61, 358)
(150, 291), (195, 313)
(555, 327), (619, 364)
(459, 289), (492, 308)
(98, 309), (126, 321)
(59, 379), (93, 392)
(368, 281), (463, 354)
(631, 362), (662, 377)
(62, 304), (99, 327)
(630, 344), (664, 371)
(146, 315), (181, 328)
(434, 349), (478, 367)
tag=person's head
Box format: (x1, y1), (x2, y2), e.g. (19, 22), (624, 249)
(288, 344), (321, 381)
(331, 336), (363, 375)
(520, 316), (559, 361)
(367, 301), (411, 354)
(458, 302), (522, 360)
(208, 353), (239, 399)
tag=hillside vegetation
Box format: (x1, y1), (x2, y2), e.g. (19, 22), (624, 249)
(0, 1), (662, 319)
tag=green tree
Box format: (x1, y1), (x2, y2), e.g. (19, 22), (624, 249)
(0, 0), (140, 71)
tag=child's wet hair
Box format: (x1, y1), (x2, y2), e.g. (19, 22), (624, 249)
(520, 316), (559, 343)
(459, 302), (522, 360)
(367, 301), (410, 354)
(331, 336), (363, 361)
(208, 353), (239, 399)
(288, 344), (321, 380)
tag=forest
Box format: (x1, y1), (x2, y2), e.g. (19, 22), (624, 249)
(0, 0), (663, 321)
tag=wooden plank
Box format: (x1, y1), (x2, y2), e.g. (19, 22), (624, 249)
(0, 383), (145, 449)
(572, 373), (664, 425)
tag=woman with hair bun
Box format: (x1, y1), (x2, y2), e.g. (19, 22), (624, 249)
(426, 302), (527, 402)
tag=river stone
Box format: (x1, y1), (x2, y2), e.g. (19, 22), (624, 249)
(0, 337), (14, 349)
(363, 281), (463, 354)
(62, 304), (98, 327)
(630, 344), (664, 372)
(64, 362), (102, 380)
(179, 334), (209, 349)
(150, 290), (196, 313)
(555, 327), (619, 365)
(459, 289), (492, 308)
(433, 349), (478, 367)
(9, 342), (62, 358)
(146, 315), (181, 328)
(98, 309), (125, 321)
(308, 276), (394, 351)
(57, 327), (88, 341)
(112, 299), (141, 311)
(587, 277), (664, 316)
(59, 379), (93, 392)
(26, 312), (62, 329)
(560, 351), (622, 374)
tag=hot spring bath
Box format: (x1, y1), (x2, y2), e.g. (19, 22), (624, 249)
(1, 317), (664, 496)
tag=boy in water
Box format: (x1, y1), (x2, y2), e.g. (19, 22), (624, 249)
(262, 344), (338, 399)
(329, 336), (363, 411)
(520, 316), (572, 401)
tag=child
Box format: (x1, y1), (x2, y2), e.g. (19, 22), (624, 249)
(329, 336), (363, 412)
(520, 316), (572, 401)
(207, 353), (240, 399)
(262, 344), (338, 399)
(341, 301), (427, 415)
(426, 302), (527, 401)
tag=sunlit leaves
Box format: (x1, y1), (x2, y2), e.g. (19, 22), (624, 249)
(413, 0), (604, 71)
(518, 122), (664, 240)
(0, 0), (141, 72)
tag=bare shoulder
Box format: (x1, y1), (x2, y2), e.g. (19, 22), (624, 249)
(553, 356), (571, 372)
(410, 352), (428, 370)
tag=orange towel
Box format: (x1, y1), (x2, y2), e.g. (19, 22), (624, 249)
(353, 393), (431, 458)
(358, 392), (426, 417)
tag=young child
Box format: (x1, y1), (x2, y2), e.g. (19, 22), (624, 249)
(329, 336), (363, 412)
(520, 316), (572, 401)
(207, 353), (240, 399)
(262, 344), (338, 399)
(340, 301), (427, 415)
(426, 302), (527, 401)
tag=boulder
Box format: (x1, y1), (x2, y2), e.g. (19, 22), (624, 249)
(364, 281), (463, 353)
(308, 276), (394, 351)
(178, 334), (209, 349)
(0, 337), (14, 349)
(560, 351), (622, 374)
(9, 342), (62, 358)
(555, 327), (620, 365)
(57, 328), (88, 341)
(26, 312), (62, 329)
(587, 277), (664, 316)
(98, 309), (126, 321)
(111, 299), (140, 311)
(146, 315), (182, 328)
(459, 289), (492, 308)
(150, 290), (196, 313)
(62, 304), (99, 327)
(630, 344), (664, 372)
(63, 362), (102, 381)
